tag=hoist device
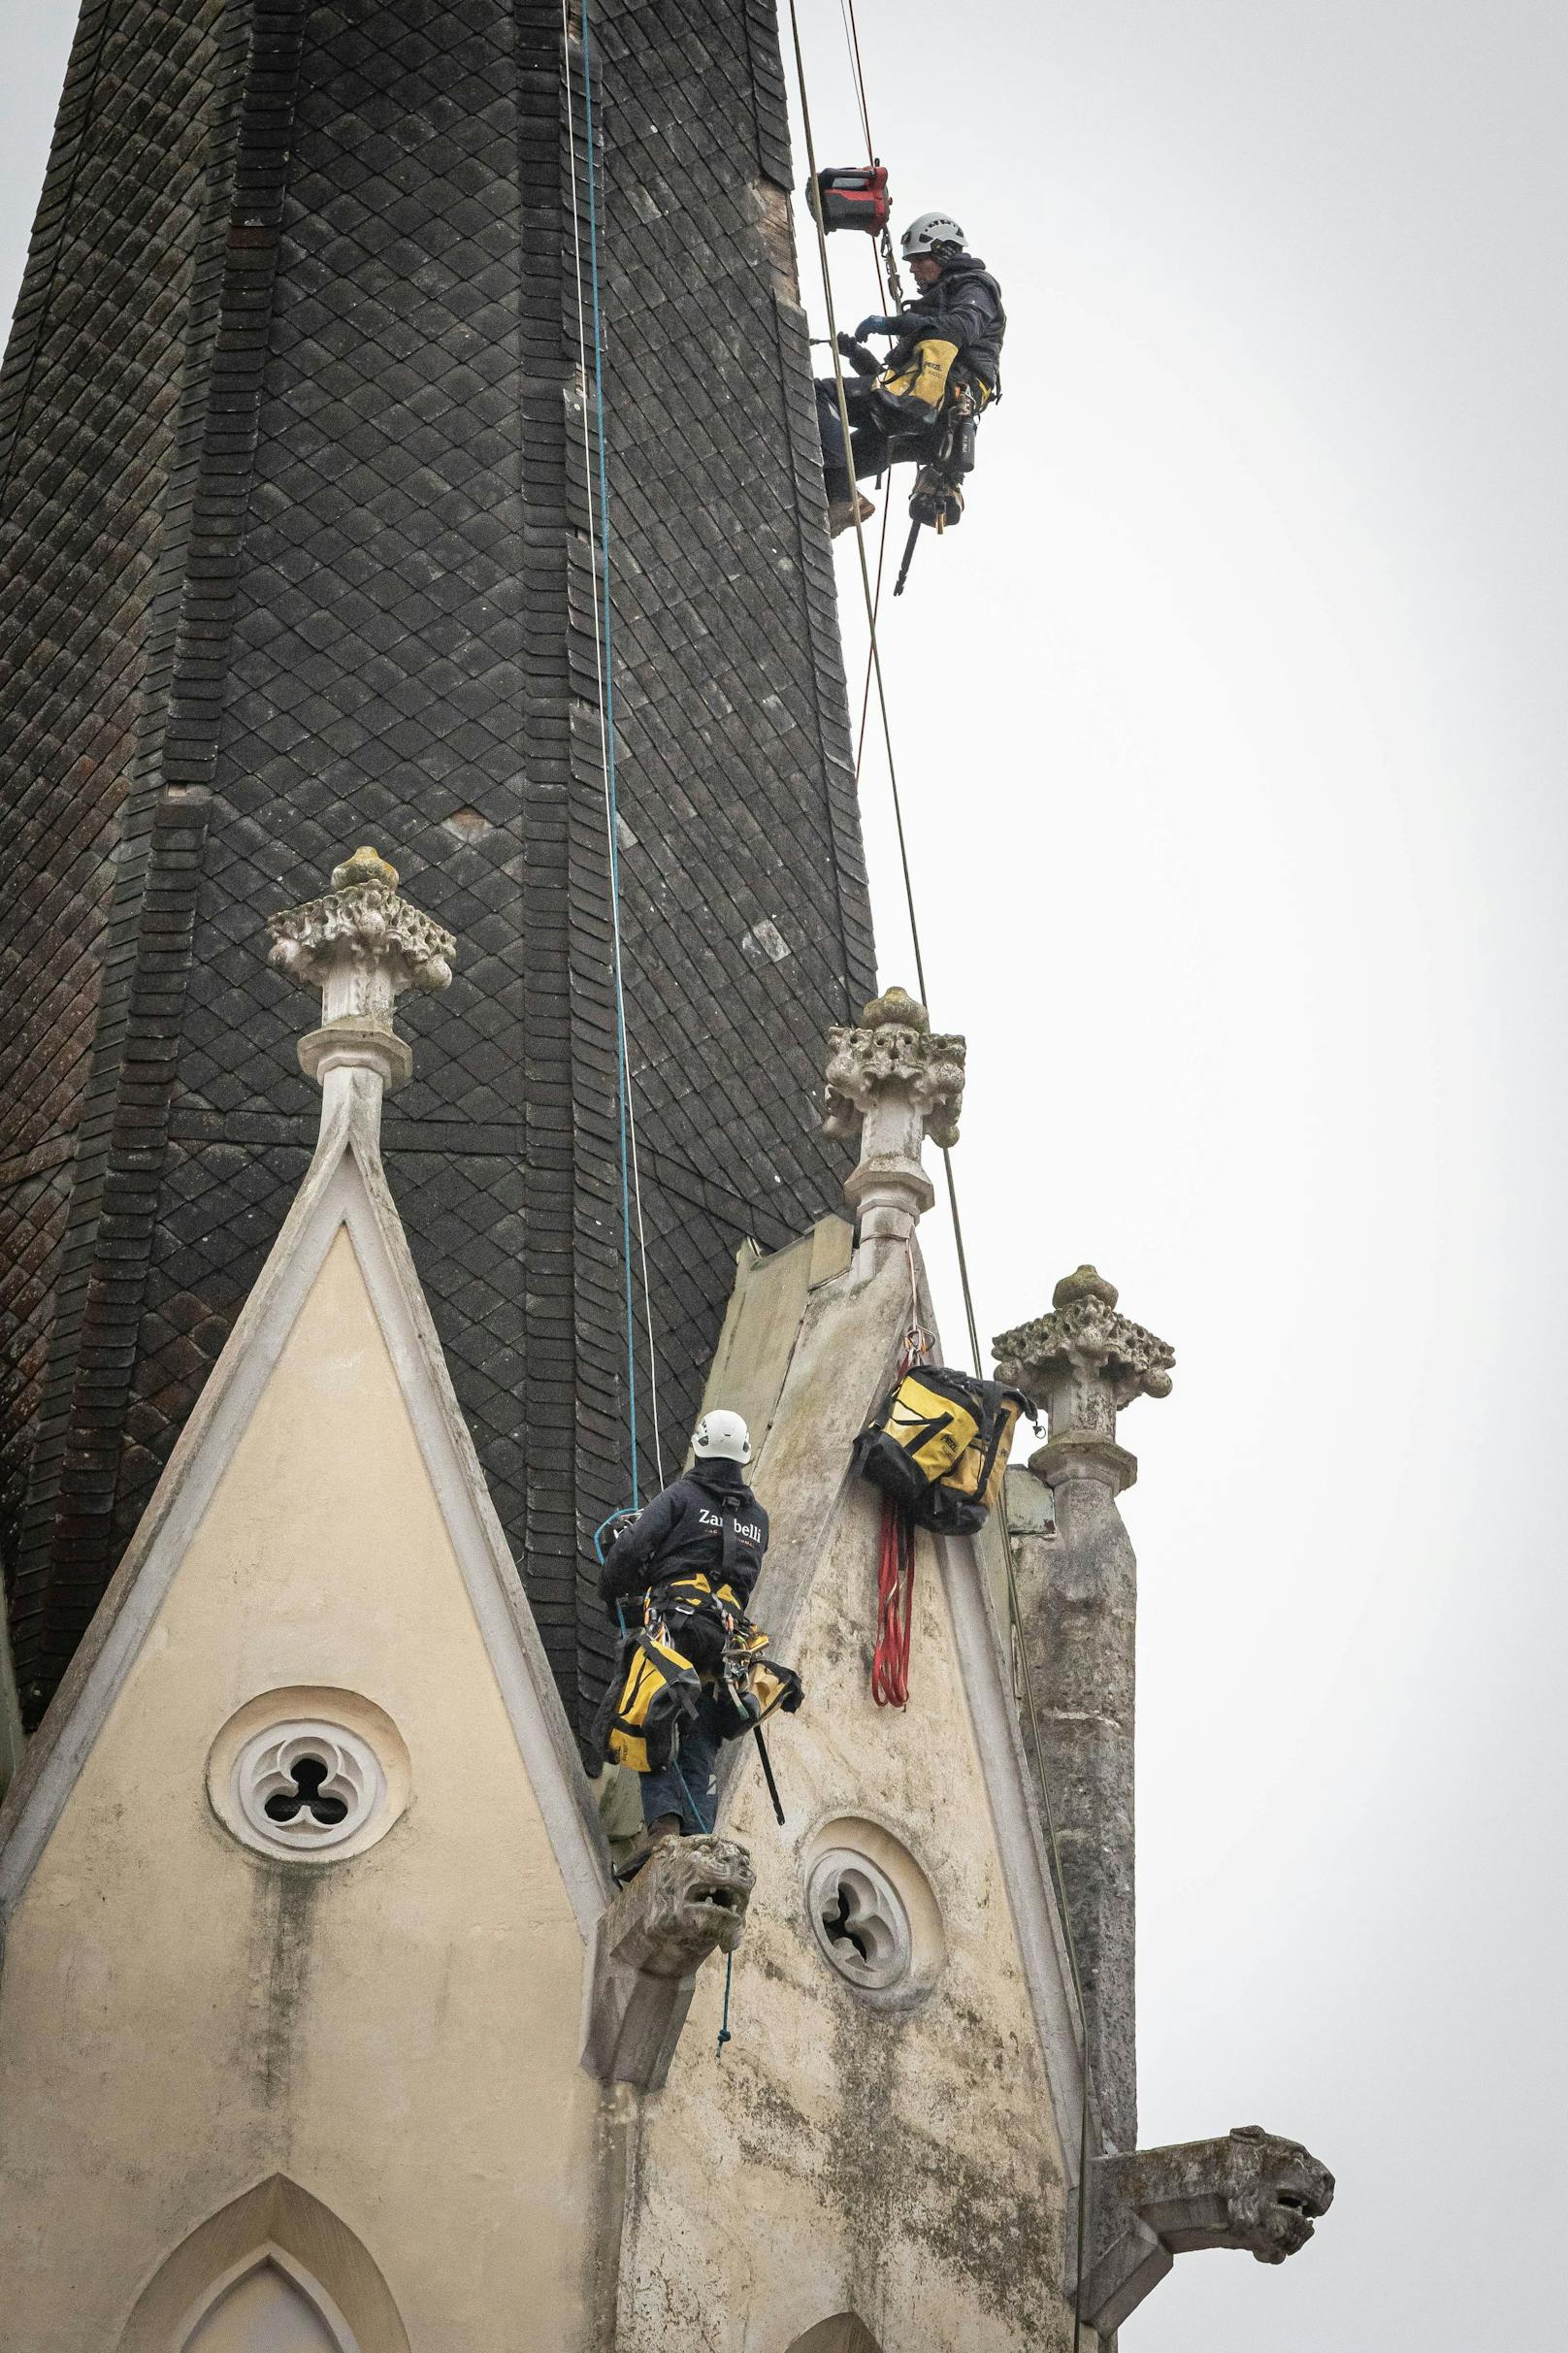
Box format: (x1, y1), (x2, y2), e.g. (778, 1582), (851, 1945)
(806, 162), (890, 237)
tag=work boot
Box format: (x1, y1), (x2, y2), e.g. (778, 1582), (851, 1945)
(613, 1812), (683, 1884)
(827, 492), (876, 539)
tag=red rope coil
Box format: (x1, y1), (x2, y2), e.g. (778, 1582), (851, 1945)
(871, 1492), (915, 1708)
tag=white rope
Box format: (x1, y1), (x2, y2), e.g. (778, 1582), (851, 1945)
(560, 0), (667, 1489)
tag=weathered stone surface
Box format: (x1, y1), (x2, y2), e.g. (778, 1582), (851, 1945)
(822, 988), (964, 1264)
(270, 847), (456, 1100)
(1080, 2124), (1336, 2334)
(995, 1265), (1174, 1446)
(581, 1831), (755, 2090)
(996, 1267), (1174, 2155)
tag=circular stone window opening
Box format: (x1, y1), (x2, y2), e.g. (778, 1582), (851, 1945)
(803, 1815), (945, 2003)
(207, 1687), (409, 1863)
(809, 1851), (911, 1990)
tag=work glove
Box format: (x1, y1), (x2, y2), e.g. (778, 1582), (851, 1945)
(854, 312), (900, 342)
(835, 331), (880, 376)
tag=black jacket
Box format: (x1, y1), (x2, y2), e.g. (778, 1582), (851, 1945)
(890, 252), (1006, 394)
(599, 1457), (769, 1618)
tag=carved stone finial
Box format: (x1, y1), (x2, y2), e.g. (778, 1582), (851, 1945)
(822, 987), (964, 1263)
(581, 1833), (755, 2090)
(995, 1268), (1173, 1491)
(268, 846), (456, 1106)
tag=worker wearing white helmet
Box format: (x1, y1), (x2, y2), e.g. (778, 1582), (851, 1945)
(599, 1407), (794, 1875)
(817, 210), (1006, 536)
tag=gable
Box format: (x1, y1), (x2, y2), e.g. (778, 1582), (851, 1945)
(0, 1137), (612, 2350)
(619, 1243), (1092, 2351)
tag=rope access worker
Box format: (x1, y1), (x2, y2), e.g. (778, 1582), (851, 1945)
(596, 1408), (801, 1880)
(817, 211), (1006, 538)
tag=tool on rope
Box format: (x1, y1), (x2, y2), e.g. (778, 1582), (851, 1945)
(752, 1721), (786, 1823)
(716, 1949), (735, 2058)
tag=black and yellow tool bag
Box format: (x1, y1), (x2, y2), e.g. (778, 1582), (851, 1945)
(874, 335), (961, 428)
(596, 1630), (702, 1775)
(853, 1364), (1034, 1536)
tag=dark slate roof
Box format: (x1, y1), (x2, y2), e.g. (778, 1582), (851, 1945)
(0, 0), (875, 1747)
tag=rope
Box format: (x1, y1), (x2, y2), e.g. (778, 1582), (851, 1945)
(789, 13), (1094, 2336)
(870, 1495), (915, 1706)
(562, 0), (666, 1494)
(716, 1948), (735, 2057)
(669, 1750), (735, 2061)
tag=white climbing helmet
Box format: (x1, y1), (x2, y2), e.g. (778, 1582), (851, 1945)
(901, 211), (965, 259)
(692, 1408), (752, 1463)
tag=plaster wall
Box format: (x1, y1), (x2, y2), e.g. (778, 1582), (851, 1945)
(622, 1469), (1093, 2353)
(0, 1227), (602, 2350)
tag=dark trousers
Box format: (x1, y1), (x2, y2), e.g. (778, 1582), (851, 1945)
(816, 376), (898, 503)
(641, 1686), (726, 1833)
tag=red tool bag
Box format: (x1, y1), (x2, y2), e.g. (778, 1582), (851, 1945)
(808, 163), (890, 236)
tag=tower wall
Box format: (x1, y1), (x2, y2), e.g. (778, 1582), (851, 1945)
(0, 0), (874, 1742)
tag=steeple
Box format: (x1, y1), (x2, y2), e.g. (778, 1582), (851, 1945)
(0, 0), (874, 1745)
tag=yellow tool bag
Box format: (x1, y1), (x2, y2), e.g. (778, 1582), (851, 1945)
(596, 1630), (702, 1774)
(853, 1364), (1034, 1536)
(874, 334), (961, 427)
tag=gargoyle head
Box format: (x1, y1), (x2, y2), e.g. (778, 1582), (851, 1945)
(1225, 2126), (1336, 2262)
(606, 1832), (756, 1977)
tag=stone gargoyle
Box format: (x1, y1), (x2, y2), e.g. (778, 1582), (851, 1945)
(579, 1832), (755, 2091)
(1078, 2123), (1335, 2335)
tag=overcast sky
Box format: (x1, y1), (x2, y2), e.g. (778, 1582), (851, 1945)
(3, 3), (1563, 2345)
(793, 4), (1567, 2345)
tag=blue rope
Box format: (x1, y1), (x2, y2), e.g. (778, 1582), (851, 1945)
(575, 0), (642, 1502)
(672, 1756), (735, 2059)
(673, 1756), (713, 1835)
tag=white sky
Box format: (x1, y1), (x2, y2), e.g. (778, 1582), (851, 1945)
(3, 2), (1563, 2344)
(793, 4), (1567, 2345)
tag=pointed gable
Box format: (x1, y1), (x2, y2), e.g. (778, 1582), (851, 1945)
(621, 1226), (1093, 2352)
(0, 863), (613, 2351)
